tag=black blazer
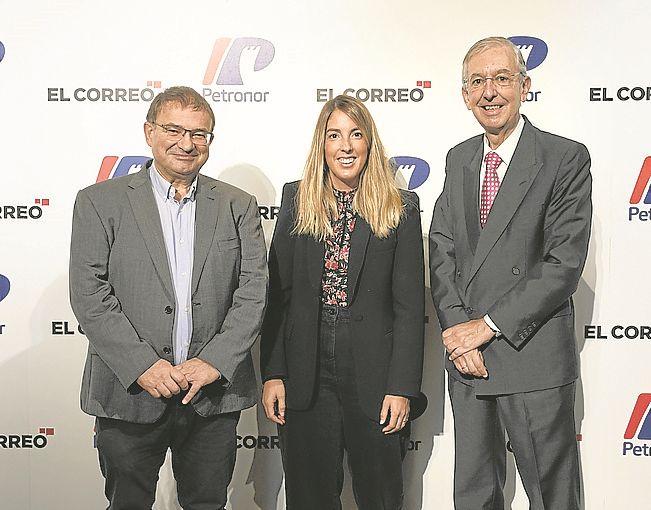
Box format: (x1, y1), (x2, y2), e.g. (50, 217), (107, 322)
(260, 181), (425, 420)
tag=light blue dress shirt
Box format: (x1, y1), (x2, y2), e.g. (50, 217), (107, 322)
(150, 165), (197, 365)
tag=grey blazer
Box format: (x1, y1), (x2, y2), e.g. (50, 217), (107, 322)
(429, 117), (592, 395)
(70, 166), (268, 423)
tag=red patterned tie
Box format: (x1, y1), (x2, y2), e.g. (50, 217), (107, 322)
(480, 151), (502, 228)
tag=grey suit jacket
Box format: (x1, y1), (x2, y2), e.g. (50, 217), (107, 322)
(70, 166), (268, 423)
(429, 117), (592, 396)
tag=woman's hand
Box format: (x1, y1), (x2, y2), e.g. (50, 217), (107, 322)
(380, 395), (410, 434)
(262, 379), (286, 425)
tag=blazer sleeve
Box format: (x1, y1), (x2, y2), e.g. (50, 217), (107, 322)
(385, 193), (425, 397)
(194, 194), (268, 385)
(260, 182), (296, 381)
(69, 190), (161, 390)
(487, 143), (592, 349)
(429, 150), (471, 330)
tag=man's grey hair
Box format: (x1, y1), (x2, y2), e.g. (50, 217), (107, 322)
(462, 37), (527, 88)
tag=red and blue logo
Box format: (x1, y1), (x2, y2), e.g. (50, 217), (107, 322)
(629, 157), (651, 205)
(624, 393), (651, 440)
(622, 393), (651, 457)
(96, 156), (150, 183)
(508, 36), (548, 71)
(0, 274), (9, 303)
(203, 37), (275, 86)
(628, 157), (651, 221)
(391, 156), (430, 190)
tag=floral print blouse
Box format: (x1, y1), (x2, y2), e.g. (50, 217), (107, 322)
(321, 188), (357, 306)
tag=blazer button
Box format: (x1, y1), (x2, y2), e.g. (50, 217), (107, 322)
(512, 267), (520, 275)
(354, 315), (363, 321)
(456, 270), (462, 277)
(465, 307), (474, 315)
(164, 306), (173, 314)
(162, 346), (171, 354)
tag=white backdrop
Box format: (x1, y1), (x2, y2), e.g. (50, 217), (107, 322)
(1, 0), (649, 508)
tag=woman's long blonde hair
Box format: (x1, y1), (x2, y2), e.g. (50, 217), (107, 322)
(294, 95), (403, 240)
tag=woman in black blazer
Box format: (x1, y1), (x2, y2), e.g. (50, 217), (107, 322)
(260, 95), (424, 510)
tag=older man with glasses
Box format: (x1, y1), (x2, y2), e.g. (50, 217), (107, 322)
(429, 37), (592, 509)
(69, 86), (267, 509)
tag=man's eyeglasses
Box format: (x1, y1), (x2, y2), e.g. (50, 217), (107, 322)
(151, 122), (214, 146)
(464, 72), (523, 92)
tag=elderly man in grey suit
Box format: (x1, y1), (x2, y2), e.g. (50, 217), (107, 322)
(429, 37), (591, 509)
(70, 86), (267, 510)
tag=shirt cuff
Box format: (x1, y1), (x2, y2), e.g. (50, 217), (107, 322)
(483, 314), (501, 335)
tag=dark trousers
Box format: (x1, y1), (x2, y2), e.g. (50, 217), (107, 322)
(95, 397), (240, 510)
(279, 305), (408, 510)
(448, 377), (580, 510)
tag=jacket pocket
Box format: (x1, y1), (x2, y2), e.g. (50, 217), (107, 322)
(216, 237), (241, 251)
(88, 354), (116, 404)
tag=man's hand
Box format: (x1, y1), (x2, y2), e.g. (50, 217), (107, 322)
(443, 318), (495, 361)
(137, 359), (189, 398)
(452, 349), (488, 378)
(176, 358), (222, 405)
(380, 395), (411, 434)
(262, 379), (286, 425)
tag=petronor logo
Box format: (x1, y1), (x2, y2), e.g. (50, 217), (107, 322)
(203, 37), (275, 86)
(630, 157), (651, 205)
(0, 274), (9, 302)
(508, 36), (548, 71)
(97, 156), (150, 183)
(391, 156), (430, 190)
(624, 393), (651, 440)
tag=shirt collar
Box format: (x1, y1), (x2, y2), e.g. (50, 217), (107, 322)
(482, 115), (525, 169)
(149, 163), (198, 202)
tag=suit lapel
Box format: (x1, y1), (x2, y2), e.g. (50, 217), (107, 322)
(463, 143), (483, 255)
(191, 175), (218, 295)
(466, 121), (543, 288)
(347, 216), (371, 302)
(127, 167), (174, 302)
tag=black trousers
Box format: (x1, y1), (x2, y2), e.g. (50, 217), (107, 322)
(449, 377), (580, 510)
(95, 397), (240, 510)
(279, 305), (409, 510)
